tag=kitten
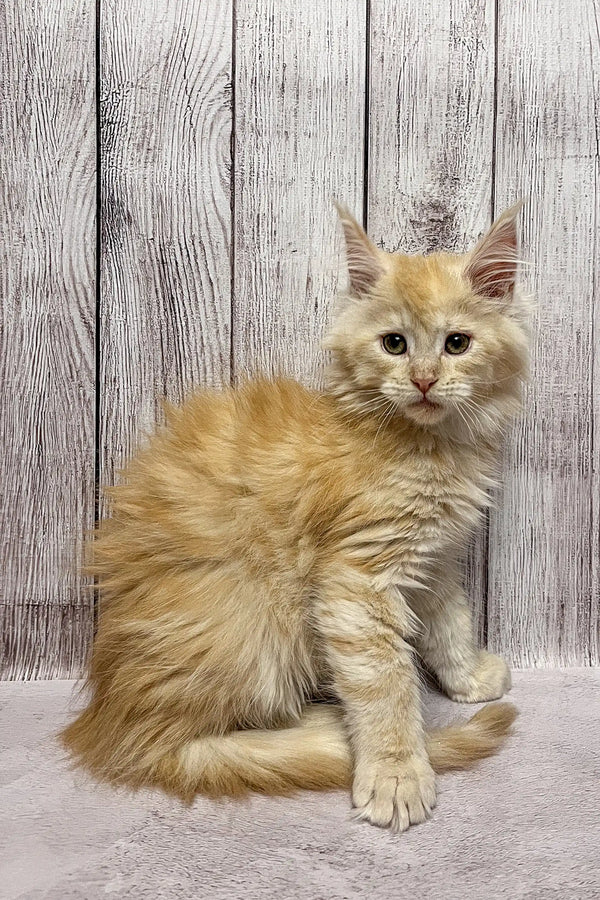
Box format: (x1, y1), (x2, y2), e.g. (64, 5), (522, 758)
(62, 204), (529, 832)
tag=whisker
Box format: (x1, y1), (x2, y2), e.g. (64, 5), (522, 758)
(455, 403), (477, 445)
(373, 399), (397, 446)
(469, 371), (521, 387)
(463, 398), (501, 434)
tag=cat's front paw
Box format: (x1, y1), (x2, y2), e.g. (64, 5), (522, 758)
(447, 650), (511, 703)
(352, 754), (436, 832)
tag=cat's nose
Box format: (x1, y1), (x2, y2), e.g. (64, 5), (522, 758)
(411, 376), (438, 395)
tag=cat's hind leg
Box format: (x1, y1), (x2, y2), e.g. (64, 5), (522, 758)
(408, 559), (512, 703)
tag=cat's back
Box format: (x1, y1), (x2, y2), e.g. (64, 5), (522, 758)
(99, 378), (355, 569)
(162, 376), (345, 483)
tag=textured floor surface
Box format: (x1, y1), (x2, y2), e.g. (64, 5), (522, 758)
(1, 670), (599, 900)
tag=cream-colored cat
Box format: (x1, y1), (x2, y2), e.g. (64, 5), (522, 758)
(62, 205), (528, 833)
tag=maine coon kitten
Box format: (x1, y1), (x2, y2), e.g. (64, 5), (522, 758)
(62, 204), (529, 833)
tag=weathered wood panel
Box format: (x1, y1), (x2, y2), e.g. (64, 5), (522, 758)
(100, 0), (232, 486)
(1, 0), (598, 678)
(232, 0), (366, 384)
(488, 0), (600, 665)
(368, 0), (496, 645)
(0, 0), (96, 678)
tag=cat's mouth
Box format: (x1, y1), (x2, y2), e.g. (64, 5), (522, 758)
(405, 396), (446, 421)
(410, 397), (441, 410)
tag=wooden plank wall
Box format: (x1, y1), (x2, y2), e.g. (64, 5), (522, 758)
(100, 0), (232, 487)
(0, 0), (96, 678)
(488, 0), (600, 666)
(1, 0), (598, 677)
(233, 0), (365, 385)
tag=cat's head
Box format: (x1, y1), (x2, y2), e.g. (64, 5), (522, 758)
(324, 204), (531, 440)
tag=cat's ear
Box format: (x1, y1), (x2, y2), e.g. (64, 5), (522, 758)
(465, 202), (524, 300)
(335, 202), (388, 296)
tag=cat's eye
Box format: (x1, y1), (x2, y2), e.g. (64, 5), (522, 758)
(381, 333), (407, 355)
(445, 333), (471, 355)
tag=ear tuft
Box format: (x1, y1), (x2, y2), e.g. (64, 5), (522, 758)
(465, 201), (524, 300)
(335, 201), (387, 296)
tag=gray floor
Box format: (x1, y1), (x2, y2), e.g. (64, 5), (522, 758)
(1, 670), (599, 900)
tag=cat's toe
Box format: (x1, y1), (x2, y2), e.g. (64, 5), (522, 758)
(352, 756), (436, 832)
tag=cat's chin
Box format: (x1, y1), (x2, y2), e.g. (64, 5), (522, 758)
(403, 399), (448, 425)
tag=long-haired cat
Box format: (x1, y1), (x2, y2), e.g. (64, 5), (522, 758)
(62, 204), (529, 832)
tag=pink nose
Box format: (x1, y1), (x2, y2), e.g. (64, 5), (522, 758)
(411, 377), (438, 395)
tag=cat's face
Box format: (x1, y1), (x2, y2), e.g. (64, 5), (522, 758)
(325, 206), (530, 438)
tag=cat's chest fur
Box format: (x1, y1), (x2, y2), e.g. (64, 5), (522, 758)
(339, 437), (495, 589)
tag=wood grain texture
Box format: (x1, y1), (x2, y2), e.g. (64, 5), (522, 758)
(368, 0), (496, 645)
(2, 0), (598, 678)
(488, 0), (600, 665)
(0, 0), (96, 679)
(100, 0), (232, 485)
(232, 0), (366, 385)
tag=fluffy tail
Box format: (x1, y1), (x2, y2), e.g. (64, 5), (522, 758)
(155, 702), (518, 802)
(424, 702), (518, 771)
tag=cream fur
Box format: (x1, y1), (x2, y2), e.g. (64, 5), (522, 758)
(62, 206), (529, 833)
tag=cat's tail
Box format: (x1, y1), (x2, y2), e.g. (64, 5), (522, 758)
(156, 702), (518, 802)
(425, 701), (519, 772)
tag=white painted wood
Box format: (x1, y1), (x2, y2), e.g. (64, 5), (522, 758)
(0, 0), (96, 678)
(100, 0), (232, 486)
(368, 0), (496, 254)
(2, 0), (598, 677)
(368, 0), (496, 644)
(488, 0), (600, 665)
(232, 0), (366, 385)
